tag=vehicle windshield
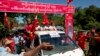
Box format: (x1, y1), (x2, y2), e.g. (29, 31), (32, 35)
(40, 33), (78, 55)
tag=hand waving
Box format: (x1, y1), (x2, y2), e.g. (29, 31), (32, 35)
(40, 42), (54, 50)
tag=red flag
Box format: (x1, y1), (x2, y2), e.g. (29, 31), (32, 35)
(67, 0), (73, 4)
(32, 15), (39, 32)
(29, 15), (38, 41)
(4, 12), (9, 28)
(42, 13), (49, 25)
(34, 15), (38, 25)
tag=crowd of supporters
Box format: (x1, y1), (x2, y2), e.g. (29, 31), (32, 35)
(75, 27), (100, 56)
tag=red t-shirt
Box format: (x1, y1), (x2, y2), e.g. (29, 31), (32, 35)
(9, 41), (15, 52)
(78, 36), (87, 49)
(25, 24), (34, 41)
(25, 24), (33, 32)
(8, 38), (15, 52)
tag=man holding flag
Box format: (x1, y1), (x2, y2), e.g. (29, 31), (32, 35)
(25, 15), (38, 42)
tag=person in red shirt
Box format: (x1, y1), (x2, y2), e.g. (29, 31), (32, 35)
(24, 18), (33, 42)
(94, 28), (100, 56)
(25, 18), (32, 33)
(7, 34), (15, 53)
(77, 31), (87, 50)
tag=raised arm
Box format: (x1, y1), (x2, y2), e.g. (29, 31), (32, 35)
(24, 42), (54, 56)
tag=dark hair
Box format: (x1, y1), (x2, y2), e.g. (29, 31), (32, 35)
(95, 28), (100, 36)
(0, 37), (2, 41)
(96, 28), (100, 33)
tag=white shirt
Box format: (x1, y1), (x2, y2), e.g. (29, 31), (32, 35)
(36, 26), (41, 31)
(0, 46), (24, 56)
(13, 36), (19, 44)
(13, 35), (24, 44)
(49, 26), (57, 31)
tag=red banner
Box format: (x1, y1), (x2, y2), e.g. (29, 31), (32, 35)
(65, 13), (74, 40)
(0, 1), (74, 13)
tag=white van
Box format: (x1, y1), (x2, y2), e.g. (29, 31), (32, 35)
(33, 27), (85, 56)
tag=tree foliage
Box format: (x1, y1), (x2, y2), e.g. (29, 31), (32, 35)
(74, 5), (100, 30)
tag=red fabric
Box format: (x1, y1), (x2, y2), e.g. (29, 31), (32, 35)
(30, 15), (39, 41)
(9, 41), (15, 52)
(25, 24), (33, 32)
(23, 34), (27, 40)
(95, 37), (100, 42)
(25, 15), (38, 42)
(25, 24), (33, 41)
(32, 15), (38, 31)
(67, 0), (73, 4)
(78, 36), (87, 49)
(0, 1), (74, 13)
(42, 14), (49, 25)
(4, 12), (8, 28)
(8, 37), (15, 52)
(65, 14), (74, 41)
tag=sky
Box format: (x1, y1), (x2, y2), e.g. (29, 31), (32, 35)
(72, 0), (100, 8)
(24, 0), (100, 8)
(15, 16), (24, 24)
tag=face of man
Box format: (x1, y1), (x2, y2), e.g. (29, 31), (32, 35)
(27, 18), (31, 24)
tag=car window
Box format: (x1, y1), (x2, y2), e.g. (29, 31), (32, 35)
(40, 33), (78, 55)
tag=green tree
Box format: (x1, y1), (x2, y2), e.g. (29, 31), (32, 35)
(74, 5), (100, 30)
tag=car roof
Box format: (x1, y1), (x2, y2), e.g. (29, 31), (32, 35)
(35, 31), (65, 36)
